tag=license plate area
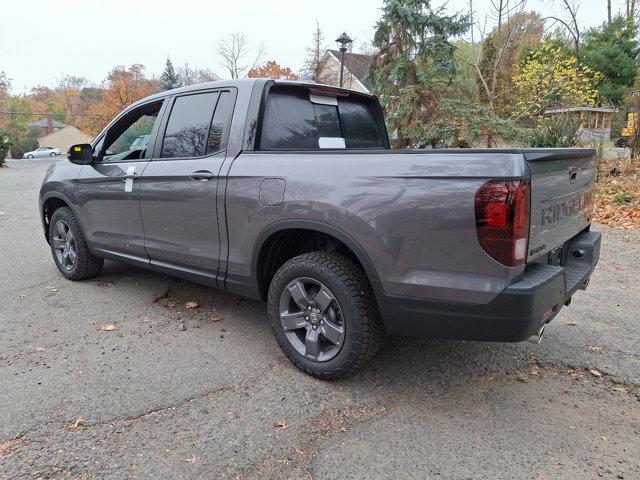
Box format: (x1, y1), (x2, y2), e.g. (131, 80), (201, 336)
(548, 245), (564, 266)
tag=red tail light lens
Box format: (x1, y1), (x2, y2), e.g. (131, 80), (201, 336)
(475, 180), (530, 266)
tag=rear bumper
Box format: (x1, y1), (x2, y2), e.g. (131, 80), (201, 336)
(379, 230), (601, 342)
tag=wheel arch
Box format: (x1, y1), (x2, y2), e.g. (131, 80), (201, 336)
(252, 220), (383, 303)
(41, 193), (84, 246)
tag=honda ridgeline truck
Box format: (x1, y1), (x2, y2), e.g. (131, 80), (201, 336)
(39, 79), (601, 378)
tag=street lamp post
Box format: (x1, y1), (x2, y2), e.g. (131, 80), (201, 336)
(335, 32), (353, 88)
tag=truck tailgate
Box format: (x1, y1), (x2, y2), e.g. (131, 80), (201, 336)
(524, 149), (596, 262)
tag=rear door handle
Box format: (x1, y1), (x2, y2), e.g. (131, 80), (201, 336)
(190, 170), (215, 181)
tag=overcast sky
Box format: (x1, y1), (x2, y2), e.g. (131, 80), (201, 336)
(0, 0), (629, 93)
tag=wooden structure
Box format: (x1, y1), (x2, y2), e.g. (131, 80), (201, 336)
(544, 107), (617, 142)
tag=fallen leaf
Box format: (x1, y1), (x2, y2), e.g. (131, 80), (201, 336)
(70, 416), (84, 428)
(295, 448), (305, 456)
(589, 368), (602, 378)
(530, 366), (540, 376)
(516, 374), (528, 383)
(275, 419), (289, 430)
(0, 437), (24, 458)
(210, 315), (223, 322)
(35, 347), (46, 352)
(612, 386), (628, 393)
(100, 324), (117, 331)
(566, 321), (577, 326)
(182, 453), (197, 463)
(185, 301), (199, 309)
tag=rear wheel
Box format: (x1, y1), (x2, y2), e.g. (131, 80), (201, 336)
(49, 207), (103, 280)
(27, 154), (34, 159)
(50, 151), (56, 157)
(268, 252), (384, 379)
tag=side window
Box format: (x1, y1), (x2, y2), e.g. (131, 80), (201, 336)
(259, 88), (385, 150)
(338, 99), (384, 148)
(101, 102), (162, 163)
(207, 91), (233, 154)
(161, 92), (226, 159)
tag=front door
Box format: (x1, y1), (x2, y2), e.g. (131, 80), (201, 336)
(77, 100), (166, 264)
(139, 89), (235, 281)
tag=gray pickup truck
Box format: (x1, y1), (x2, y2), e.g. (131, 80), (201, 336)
(40, 79), (601, 378)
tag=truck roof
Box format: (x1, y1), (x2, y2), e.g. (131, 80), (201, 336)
(131, 78), (375, 109)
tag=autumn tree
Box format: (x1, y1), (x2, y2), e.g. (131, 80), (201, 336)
(159, 57), (181, 91)
(512, 44), (600, 118)
(477, 11), (543, 116)
(216, 32), (266, 79)
(369, 0), (469, 148)
(247, 61), (299, 80)
(82, 64), (157, 135)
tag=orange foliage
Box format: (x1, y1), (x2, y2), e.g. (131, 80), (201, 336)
(593, 157), (640, 230)
(81, 64), (158, 135)
(247, 61), (299, 80)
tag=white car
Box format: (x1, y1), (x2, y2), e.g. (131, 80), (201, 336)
(23, 147), (61, 158)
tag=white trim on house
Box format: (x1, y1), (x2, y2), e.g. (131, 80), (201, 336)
(325, 50), (370, 93)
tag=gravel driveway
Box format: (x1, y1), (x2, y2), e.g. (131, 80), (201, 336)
(1, 158), (639, 479)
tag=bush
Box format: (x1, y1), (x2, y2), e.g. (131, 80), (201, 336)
(0, 130), (11, 167)
(10, 127), (40, 158)
(524, 115), (580, 148)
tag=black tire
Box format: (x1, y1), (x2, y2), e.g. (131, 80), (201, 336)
(27, 154), (34, 159)
(50, 152), (56, 157)
(268, 252), (384, 379)
(49, 207), (103, 280)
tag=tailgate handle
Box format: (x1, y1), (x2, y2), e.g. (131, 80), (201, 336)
(569, 167), (578, 183)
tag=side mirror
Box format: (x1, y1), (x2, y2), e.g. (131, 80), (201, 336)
(67, 143), (93, 165)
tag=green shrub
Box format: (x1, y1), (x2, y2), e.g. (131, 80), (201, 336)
(0, 130), (11, 167)
(524, 115), (580, 148)
(10, 127), (40, 158)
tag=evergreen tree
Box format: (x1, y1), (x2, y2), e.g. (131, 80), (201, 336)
(369, 0), (470, 148)
(159, 57), (181, 91)
(582, 16), (639, 104)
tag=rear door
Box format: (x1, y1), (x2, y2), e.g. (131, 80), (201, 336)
(77, 100), (166, 263)
(139, 89), (236, 280)
(525, 149), (596, 262)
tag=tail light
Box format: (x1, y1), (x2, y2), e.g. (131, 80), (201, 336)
(475, 180), (530, 266)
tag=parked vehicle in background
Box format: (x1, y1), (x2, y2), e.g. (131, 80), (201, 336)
(39, 79), (601, 378)
(23, 147), (61, 158)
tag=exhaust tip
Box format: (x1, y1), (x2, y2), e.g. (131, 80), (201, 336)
(526, 325), (545, 345)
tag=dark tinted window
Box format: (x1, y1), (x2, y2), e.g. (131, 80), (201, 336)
(260, 89), (385, 150)
(260, 90), (318, 149)
(162, 92), (219, 158)
(207, 91), (232, 154)
(339, 99), (384, 148)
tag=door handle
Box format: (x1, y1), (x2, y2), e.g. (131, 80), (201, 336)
(190, 170), (215, 181)
(121, 171), (138, 180)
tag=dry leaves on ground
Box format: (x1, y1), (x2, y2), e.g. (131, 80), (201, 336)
(100, 324), (117, 331)
(185, 301), (199, 309)
(593, 157), (640, 230)
(589, 368), (603, 378)
(275, 419), (289, 430)
(210, 315), (223, 322)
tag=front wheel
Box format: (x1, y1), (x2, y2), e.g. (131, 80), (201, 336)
(49, 207), (103, 280)
(27, 154), (34, 159)
(50, 152), (57, 157)
(268, 252), (384, 379)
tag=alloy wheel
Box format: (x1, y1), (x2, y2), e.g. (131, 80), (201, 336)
(52, 220), (77, 270)
(278, 277), (345, 362)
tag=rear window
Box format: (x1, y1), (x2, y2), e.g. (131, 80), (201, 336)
(259, 89), (385, 150)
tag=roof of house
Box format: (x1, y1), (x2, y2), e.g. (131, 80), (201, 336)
(28, 118), (68, 129)
(327, 50), (374, 90)
(37, 125), (92, 142)
(545, 107), (618, 114)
